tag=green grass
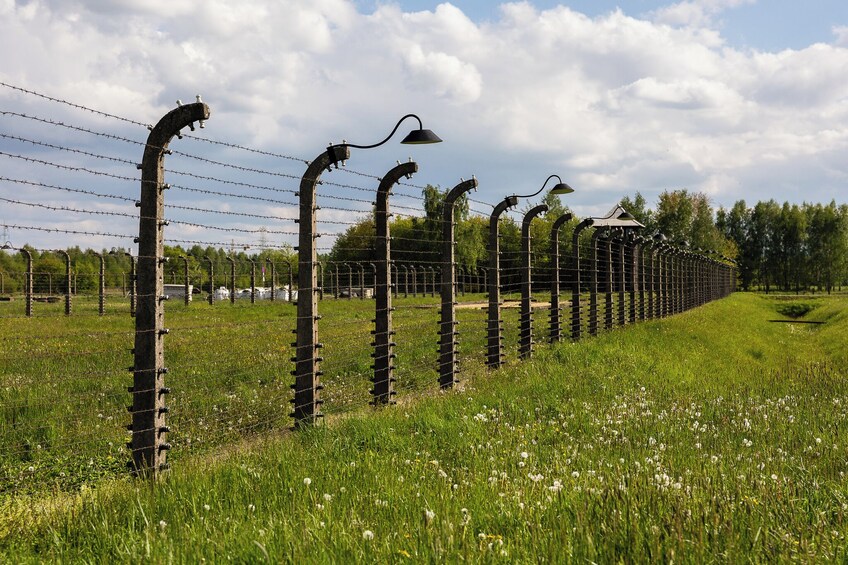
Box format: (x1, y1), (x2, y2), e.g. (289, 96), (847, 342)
(1, 292), (847, 561)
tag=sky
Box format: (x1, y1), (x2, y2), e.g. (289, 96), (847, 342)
(1, 0), (848, 251)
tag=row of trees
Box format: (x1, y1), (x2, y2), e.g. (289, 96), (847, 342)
(715, 200), (848, 292)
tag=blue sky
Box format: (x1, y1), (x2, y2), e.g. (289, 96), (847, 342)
(1, 0), (848, 251)
(357, 0), (848, 50)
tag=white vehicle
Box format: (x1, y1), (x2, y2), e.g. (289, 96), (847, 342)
(213, 286), (230, 300)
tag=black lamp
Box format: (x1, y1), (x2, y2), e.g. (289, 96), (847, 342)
(514, 174), (574, 199)
(337, 114), (442, 150)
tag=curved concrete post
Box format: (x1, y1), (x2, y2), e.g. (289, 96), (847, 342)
(205, 257), (215, 305)
(266, 259), (276, 302)
(486, 195), (518, 369)
(613, 230), (626, 326)
(20, 248), (33, 317)
(291, 144), (350, 427)
(372, 161), (417, 405)
(570, 219), (593, 341)
(439, 178), (477, 388)
(410, 265), (418, 297)
(226, 257), (236, 304)
(179, 255), (190, 307)
(589, 227), (608, 336)
(519, 204), (548, 359)
(400, 264), (408, 297)
(549, 213), (573, 343)
(131, 100), (210, 476)
(56, 250), (72, 316)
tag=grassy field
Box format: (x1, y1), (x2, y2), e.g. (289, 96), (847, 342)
(2, 292), (848, 561)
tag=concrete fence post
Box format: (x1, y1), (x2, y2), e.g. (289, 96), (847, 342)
(227, 257), (236, 304)
(570, 219), (593, 341)
(549, 213), (573, 343)
(486, 195), (518, 369)
(291, 144), (350, 428)
(589, 227), (607, 336)
(92, 251), (105, 316)
(57, 250), (72, 316)
(205, 257), (214, 305)
(439, 178), (477, 388)
(628, 232), (639, 324)
(249, 259), (256, 304)
(22, 249), (33, 317)
(614, 229), (626, 327)
(179, 255), (190, 307)
(371, 161), (417, 405)
(519, 204), (547, 359)
(127, 253), (137, 316)
(130, 99), (209, 477)
(603, 231), (614, 331)
(266, 259), (276, 302)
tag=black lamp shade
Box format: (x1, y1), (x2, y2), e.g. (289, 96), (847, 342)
(401, 129), (443, 144)
(550, 182), (574, 195)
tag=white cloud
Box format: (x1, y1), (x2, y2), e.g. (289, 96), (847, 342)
(649, 0), (756, 28)
(2, 0), (848, 250)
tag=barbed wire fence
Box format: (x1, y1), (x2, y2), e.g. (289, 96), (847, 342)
(0, 83), (735, 496)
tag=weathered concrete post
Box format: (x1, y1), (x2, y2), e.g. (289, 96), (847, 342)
(20, 248), (33, 317)
(486, 195), (518, 369)
(227, 257), (236, 304)
(589, 227), (608, 336)
(57, 250), (72, 316)
(130, 99), (209, 476)
(205, 257), (214, 305)
(439, 178), (477, 388)
(291, 144), (350, 427)
(519, 204), (547, 359)
(127, 253), (137, 316)
(249, 259), (256, 304)
(372, 161), (417, 405)
(570, 219), (593, 341)
(266, 259), (276, 302)
(92, 251), (105, 316)
(549, 213), (573, 343)
(179, 255), (190, 307)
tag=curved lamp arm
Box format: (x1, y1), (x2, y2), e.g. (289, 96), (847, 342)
(334, 114), (442, 150)
(513, 174), (574, 199)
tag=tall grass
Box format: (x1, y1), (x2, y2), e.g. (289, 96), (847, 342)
(2, 292), (847, 561)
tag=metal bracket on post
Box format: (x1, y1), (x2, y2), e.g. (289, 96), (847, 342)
(486, 195), (518, 369)
(519, 204), (547, 360)
(548, 213), (572, 343)
(372, 161), (417, 405)
(439, 178), (477, 388)
(291, 144), (350, 428)
(130, 100), (210, 477)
